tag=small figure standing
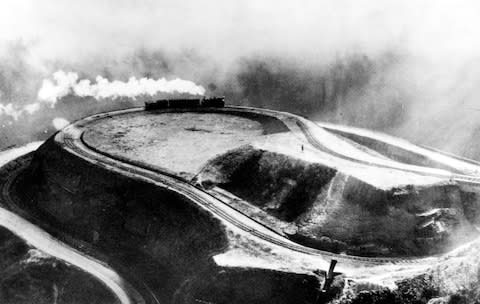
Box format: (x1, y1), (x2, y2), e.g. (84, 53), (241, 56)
(301, 144), (304, 152)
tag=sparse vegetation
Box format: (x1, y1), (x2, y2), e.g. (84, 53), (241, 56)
(0, 228), (117, 304)
(198, 144), (477, 257)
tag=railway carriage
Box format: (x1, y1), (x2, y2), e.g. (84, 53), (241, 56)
(145, 96), (225, 110)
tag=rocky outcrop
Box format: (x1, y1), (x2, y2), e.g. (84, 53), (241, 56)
(198, 145), (480, 256)
(197, 145), (336, 221)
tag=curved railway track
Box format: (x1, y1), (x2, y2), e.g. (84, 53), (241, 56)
(0, 150), (146, 304)
(296, 120), (480, 186)
(4, 104), (477, 301)
(63, 133), (406, 265)
(53, 105), (471, 267)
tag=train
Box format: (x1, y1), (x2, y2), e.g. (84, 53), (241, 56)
(144, 96), (225, 110)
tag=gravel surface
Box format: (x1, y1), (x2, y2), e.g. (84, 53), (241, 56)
(84, 112), (293, 177)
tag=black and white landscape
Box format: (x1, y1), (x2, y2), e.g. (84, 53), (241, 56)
(1, 1), (480, 303)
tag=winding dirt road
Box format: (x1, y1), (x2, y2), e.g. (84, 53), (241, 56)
(0, 144), (144, 304)
(56, 106), (480, 269)
(2, 105), (480, 296)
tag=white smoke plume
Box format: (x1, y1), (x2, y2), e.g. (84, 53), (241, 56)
(1, 0), (480, 158)
(1, 68), (205, 120)
(38, 70), (206, 106)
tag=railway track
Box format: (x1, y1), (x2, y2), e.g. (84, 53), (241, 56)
(0, 152), (146, 304)
(296, 120), (480, 186)
(54, 107), (450, 267)
(223, 105), (480, 187)
(5, 104), (476, 300)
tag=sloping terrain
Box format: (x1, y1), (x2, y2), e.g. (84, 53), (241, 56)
(81, 108), (480, 257)
(333, 237), (480, 303)
(14, 136), (322, 304)
(18, 137), (231, 301)
(0, 225), (117, 304)
(6, 106), (480, 303)
(197, 144), (478, 256)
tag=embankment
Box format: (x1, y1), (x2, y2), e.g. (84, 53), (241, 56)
(0, 227), (117, 304)
(14, 137), (321, 303)
(324, 127), (464, 173)
(197, 145), (480, 257)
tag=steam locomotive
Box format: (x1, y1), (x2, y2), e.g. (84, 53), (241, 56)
(144, 96), (225, 110)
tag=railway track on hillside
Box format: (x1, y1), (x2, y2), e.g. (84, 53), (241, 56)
(0, 152), (146, 304)
(8, 104), (480, 299)
(223, 105), (480, 186)
(296, 120), (480, 186)
(55, 107), (446, 267)
(62, 134), (412, 266)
